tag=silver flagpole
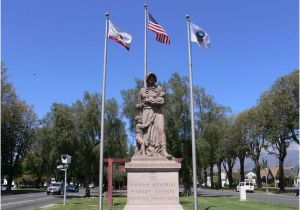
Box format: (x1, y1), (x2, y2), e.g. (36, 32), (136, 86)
(99, 12), (109, 210)
(186, 14), (198, 210)
(144, 4), (148, 87)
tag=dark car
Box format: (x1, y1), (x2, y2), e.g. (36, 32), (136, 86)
(66, 184), (79, 192)
(293, 188), (299, 196)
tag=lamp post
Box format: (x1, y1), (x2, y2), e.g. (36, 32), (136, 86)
(58, 154), (72, 206)
(265, 167), (268, 193)
(57, 164), (68, 206)
(63, 166), (67, 205)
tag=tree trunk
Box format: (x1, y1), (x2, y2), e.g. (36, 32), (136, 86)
(228, 164), (234, 188)
(278, 136), (287, 192)
(278, 157), (285, 191)
(183, 181), (191, 196)
(226, 159), (235, 188)
(217, 161), (222, 189)
(182, 163), (191, 196)
(198, 168), (202, 187)
(6, 156), (18, 192)
(254, 159), (262, 189)
(204, 170), (208, 188)
(210, 164), (214, 188)
(85, 179), (90, 197)
(238, 156), (245, 182)
(6, 175), (13, 192)
(35, 177), (41, 189)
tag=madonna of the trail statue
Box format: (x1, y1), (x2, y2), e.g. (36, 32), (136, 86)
(124, 72), (183, 210)
(134, 72), (172, 158)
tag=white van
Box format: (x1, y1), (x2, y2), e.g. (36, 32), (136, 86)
(236, 181), (254, 193)
(47, 182), (64, 195)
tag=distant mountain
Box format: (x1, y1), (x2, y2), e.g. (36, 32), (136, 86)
(233, 143), (299, 172)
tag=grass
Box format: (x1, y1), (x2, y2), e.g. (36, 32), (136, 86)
(31, 197), (125, 210)
(180, 196), (297, 210)
(32, 196), (298, 210)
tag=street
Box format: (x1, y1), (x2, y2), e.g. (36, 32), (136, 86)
(1, 190), (84, 210)
(1, 188), (298, 209)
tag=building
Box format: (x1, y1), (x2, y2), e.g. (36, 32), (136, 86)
(260, 164), (299, 187)
(244, 171), (256, 185)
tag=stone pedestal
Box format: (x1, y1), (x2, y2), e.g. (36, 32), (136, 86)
(240, 186), (246, 201)
(124, 157), (184, 210)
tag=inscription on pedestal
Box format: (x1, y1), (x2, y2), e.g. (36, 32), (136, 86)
(127, 172), (179, 204)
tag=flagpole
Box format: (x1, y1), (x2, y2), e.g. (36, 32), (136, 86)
(99, 12), (109, 210)
(144, 4), (148, 87)
(186, 14), (198, 210)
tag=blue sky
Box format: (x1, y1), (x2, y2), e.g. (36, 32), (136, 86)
(2, 0), (299, 119)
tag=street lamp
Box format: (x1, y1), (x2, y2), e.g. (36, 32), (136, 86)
(265, 167), (268, 193)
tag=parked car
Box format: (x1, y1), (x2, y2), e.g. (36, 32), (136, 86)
(66, 184), (79, 192)
(293, 188), (299, 196)
(47, 182), (63, 195)
(236, 181), (254, 193)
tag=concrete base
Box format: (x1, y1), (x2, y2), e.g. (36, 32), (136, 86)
(240, 186), (246, 201)
(124, 157), (184, 210)
(124, 204), (184, 210)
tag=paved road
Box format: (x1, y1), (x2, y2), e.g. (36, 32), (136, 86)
(199, 188), (299, 207)
(1, 190), (84, 210)
(1, 188), (298, 209)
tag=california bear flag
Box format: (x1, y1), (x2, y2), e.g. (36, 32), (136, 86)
(108, 20), (132, 50)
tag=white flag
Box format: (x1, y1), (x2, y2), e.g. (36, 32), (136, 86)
(108, 20), (132, 50)
(190, 22), (210, 49)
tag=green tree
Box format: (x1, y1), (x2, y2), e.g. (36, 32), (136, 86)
(18, 151), (43, 188)
(104, 98), (128, 158)
(194, 87), (210, 187)
(72, 92), (101, 196)
(33, 117), (56, 185)
(164, 73), (192, 194)
(33, 113), (61, 184)
(1, 63), (37, 191)
(236, 107), (267, 189)
(259, 69), (299, 191)
(113, 165), (126, 190)
(221, 117), (237, 188)
(195, 87), (230, 189)
(232, 114), (249, 182)
(33, 92), (128, 196)
(50, 103), (79, 185)
(121, 79), (143, 144)
(72, 93), (127, 196)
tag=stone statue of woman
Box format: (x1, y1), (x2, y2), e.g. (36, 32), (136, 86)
(135, 72), (171, 158)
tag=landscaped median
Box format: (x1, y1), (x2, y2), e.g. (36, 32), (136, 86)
(32, 197), (297, 210)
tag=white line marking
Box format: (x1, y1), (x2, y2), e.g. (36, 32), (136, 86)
(1, 197), (51, 206)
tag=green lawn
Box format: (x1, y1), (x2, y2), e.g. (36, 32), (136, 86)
(32, 197), (297, 210)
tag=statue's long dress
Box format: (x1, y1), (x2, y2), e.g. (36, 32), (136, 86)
(138, 86), (166, 148)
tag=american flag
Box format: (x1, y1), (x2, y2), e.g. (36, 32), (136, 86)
(148, 13), (170, 44)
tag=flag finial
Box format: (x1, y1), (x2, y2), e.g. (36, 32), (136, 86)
(105, 12), (109, 17)
(186, 15), (190, 20)
(144, 4), (147, 8)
